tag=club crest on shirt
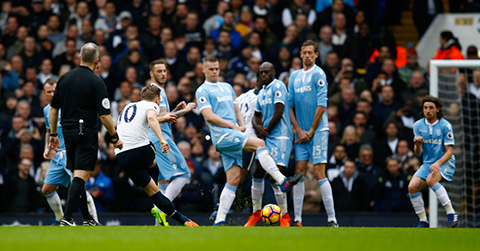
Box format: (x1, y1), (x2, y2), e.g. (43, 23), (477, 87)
(436, 129), (441, 136)
(307, 76), (312, 82)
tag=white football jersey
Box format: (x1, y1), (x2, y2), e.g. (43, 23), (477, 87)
(236, 89), (259, 137)
(115, 100), (160, 154)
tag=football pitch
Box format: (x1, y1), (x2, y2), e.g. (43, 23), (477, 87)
(1, 226), (479, 251)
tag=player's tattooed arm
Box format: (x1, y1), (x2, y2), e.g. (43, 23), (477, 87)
(171, 102), (196, 118)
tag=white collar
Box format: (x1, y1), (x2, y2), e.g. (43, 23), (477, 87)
(302, 65), (316, 74)
(204, 81), (219, 85)
(264, 79), (277, 89)
(425, 118), (439, 126)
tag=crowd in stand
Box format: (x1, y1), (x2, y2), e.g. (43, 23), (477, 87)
(0, 0), (479, 216)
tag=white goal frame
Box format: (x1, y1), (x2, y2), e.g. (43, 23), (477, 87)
(429, 60), (480, 228)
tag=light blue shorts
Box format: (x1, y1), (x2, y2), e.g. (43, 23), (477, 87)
(265, 137), (293, 167)
(151, 137), (191, 181)
(294, 130), (328, 165)
(215, 129), (249, 171)
(44, 151), (72, 188)
(414, 155), (456, 182)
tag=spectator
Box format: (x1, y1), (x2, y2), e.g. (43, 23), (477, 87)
(52, 38), (77, 75)
(19, 36), (45, 71)
(203, 1), (229, 36)
(1, 59), (20, 91)
(163, 41), (186, 83)
(356, 144), (383, 210)
(79, 19), (94, 44)
(294, 13), (317, 42)
(59, 0), (78, 31)
(433, 31), (464, 60)
(139, 15), (164, 61)
(52, 23), (85, 59)
(373, 157), (412, 212)
(412, 0), (443, 38)
(46, 15), (65, 47)
(93, 2), (117, 35)
(393, 139), (414, 168)
(398, 47), (425, 84)
(331, 159), (370, 212)
(394, 98), (416, 145)
(350, 23), (374, 69)
(326, 144), (347, 181)
(64, 1), (92, 35)
(365, 45), (391, 86)
(177, 77), (194, 104)
(247, 16), (277, 52)
(4, 158), (40, 212)
(374, 120), (402, 168)
(271, 24), (300, 61)
(380, 58), (407, 103)
(281, 0), (316, 28)
(316, 25), (334, 67)
(402, 70), (428, 102)
(468, 69), (480, 99)
(235, 6), (253, 37)
(6, 26), (28, 61)
(246, 31), (266, 62)
(179, 11), (206, 50)
(24, 0), (50, 34)
(211, 10), (242, 49)
(339, 125), (361, 159)
(37, 58), (58, 86)
(216, 31), (238, 61)
(331, 12), (353, 60)
(86, 160), (114, 213)
(371, 85), (401, 132)
(160, 0), (177, 28)
(351, 111), (376, 146)
(336, 86), (357, 130)
(1, 16), (19, 49)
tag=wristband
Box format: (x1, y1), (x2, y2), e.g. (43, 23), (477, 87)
(50, 133), (58, 137)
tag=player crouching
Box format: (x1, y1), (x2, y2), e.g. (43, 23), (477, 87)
(115, 85), (198, 226)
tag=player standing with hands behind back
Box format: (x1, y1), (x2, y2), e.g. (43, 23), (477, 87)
(50, 42), (123, 226)
(408, 96), (458, 228)
(288, 40), (338, 227)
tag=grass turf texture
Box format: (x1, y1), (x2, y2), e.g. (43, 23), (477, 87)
(1, 226), (479, 251)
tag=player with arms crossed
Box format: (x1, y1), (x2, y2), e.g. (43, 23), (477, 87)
(42, 78), (98, 224)
(147, 59), (197, 226)
(196, 56), (303, 226)
(289, 40), (338, 227)
(408, 96), (458, 228)
(244, 62), (293, 227)
(115, 85), (198, 226)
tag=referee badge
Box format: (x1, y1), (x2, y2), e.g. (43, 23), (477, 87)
(447, 132), (453, 139)
(102, 98), (110, 109)
(199, 96), (207, 103)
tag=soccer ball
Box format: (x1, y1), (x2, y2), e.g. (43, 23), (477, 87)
(261, 204), (282, 225)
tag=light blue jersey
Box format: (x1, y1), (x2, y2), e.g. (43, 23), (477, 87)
(43, 104), (71, 187)
(255, 79), (293, 140)
(288, 65), (329, 133)
(147, 84), (190, 181)
(413, 118), (456, 181)
(44, 104), (65, 150)
(196, 81), (238, 147)
(413, 118), (455, 165)
(196, 81), (249, 170)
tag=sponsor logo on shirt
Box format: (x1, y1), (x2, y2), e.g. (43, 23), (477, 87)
(259, 98), (272, 106)
(295, 85), (312, 93)
(424, 139), (442, 145)
(217, 95), (233, 102)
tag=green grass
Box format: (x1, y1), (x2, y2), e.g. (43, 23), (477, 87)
(0, 226), (479, 251)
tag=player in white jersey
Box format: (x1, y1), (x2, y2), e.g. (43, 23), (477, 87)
(244, 62), (293, 227)
(408, 96), (458, 228)
(196, 56), (303, 225)
(115, 85), (198, 227)
(42, 78), (98, 224)
(288, 40), (337, 227)
(147, 59), (197, 226)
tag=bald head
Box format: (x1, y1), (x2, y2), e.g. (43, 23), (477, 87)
(80, 42), (99, 64)
(259, 62), (275, 85)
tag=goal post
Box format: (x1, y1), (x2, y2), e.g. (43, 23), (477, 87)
(429, 60), (480, 228)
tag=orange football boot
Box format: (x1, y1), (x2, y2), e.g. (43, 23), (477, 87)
(295, 221), (303, 227)
(184, 220), (199, 227)
(280, 213), (291, 227)
(244, 210), (262, 227)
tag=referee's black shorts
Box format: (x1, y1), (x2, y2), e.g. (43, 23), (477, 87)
(116, 143), (157, 188)
(64, 127), (98, 172)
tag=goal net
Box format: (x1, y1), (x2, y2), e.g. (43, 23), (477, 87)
(430, 60), (480, 228)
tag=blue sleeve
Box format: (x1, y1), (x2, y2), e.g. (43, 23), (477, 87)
(315, 72), (328, 108)
(196, 87), (212, 111)
(288, 73), (295, 108)
(44, 107), (50, 129)
(413, 121), (420, 138)
(273, 83), (287, 105)
(443, 121), (455, 145)
(228, 84), (237, 104)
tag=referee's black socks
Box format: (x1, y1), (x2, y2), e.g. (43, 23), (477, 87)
(151, 191), (189, 225)
(64, 177), (94, 220)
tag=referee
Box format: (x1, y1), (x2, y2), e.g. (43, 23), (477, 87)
(49, 42), (123, 226)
